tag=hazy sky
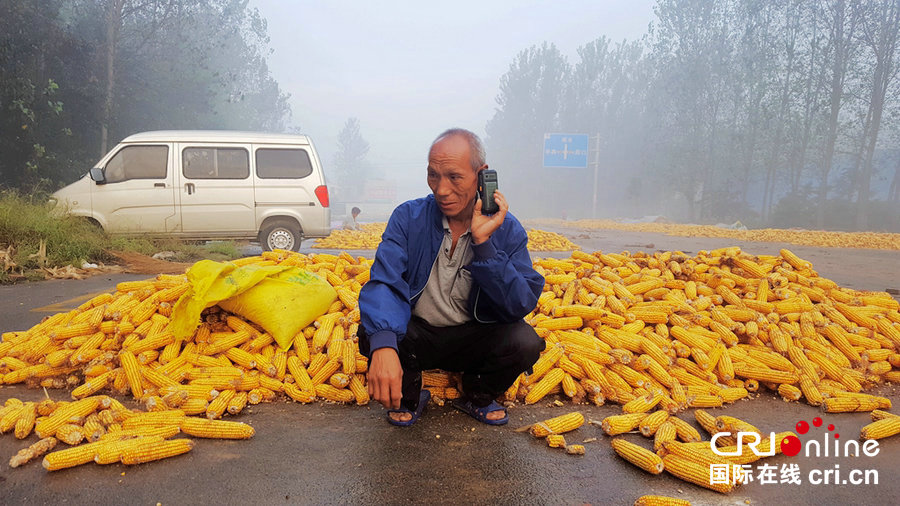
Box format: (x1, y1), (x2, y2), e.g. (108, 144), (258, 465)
(252, 0), (656, 200)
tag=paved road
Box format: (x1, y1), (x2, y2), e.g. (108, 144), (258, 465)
(1, 229), (899, 505)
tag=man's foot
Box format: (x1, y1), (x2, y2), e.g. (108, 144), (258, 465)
(386, 390), (430, 426)
(389, 411), (413, 423)
(451, 398), (509, 425)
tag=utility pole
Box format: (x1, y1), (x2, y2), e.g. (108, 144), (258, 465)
(591, 133), (600, 218)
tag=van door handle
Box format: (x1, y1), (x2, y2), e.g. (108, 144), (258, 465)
(154, 183), (166, 188)
(185, 183), (195, 195)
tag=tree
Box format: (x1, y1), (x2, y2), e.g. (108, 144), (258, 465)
(852, 0), (900, 228)
(332, 117), (370, 202)
(486, 42), (569, 218)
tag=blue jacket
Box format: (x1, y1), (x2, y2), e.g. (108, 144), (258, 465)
(359, 194), (544, 353)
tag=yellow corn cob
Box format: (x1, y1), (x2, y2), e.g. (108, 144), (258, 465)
(633, 495), (691, 506)
(284, 382), (315, 403)
(536, 316), (583, 331)
(14, 403), (37, 439)
(611, 438), (664, 474)
(667, 416), (702, 442)
(206, 389), (235, 419)
(638, 410), (670, 437)
(122, 410), (186, 430)
(824, 396), (881, 413)
(732, 364), (798, 385)
(35, 396), (103, 438)
(71, 370), (117, 400)
(117, 350), (144, 399)
(55, 423), (85, 445)
(525, 367), (565, 404)
(94, 435), (165, 464)
(623, 392), (662, 414)
(601, 413), (648, 436)
(312, 316), (337, 353)
(203, 330), (252, 356)
(778, 383), (802, 402)
(181, 398), (209, 415)
(859, 417), (900, 440)
(120, 438), (194, 465)
(348, 374), (370, 405)
(226, 392), (248, 415)
(530, 412), (585, 438)
(258, 375), (285, 392)
(329, 373), (351, 389)
(872, 410), (900, 421)
(662, 454), (736, 494)
(293, 333), (312, 365)
(180, 417), (255, 439)
(42, 441), (105, 471)
(654, 421), (677, 451)
(565, 444), (585, 455)
(546, 434), (567, 448)
(315, 383), (354, 403)
(311, 359), (341, 386)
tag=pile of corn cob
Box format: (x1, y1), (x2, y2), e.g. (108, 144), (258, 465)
(526, 229), (581, 251)
(0, 250), (372, 469)
(512, 246), (900, 494)
(311, 223), (386, 249)
(312, 223), (580, 251)
(531, 218), (900, 251)
(2, 245), (900, 481)
(1, 395), (252, 470)
(512, 247), (900, 413)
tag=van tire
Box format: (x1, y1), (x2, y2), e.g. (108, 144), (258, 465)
(260, 219), (302, 252)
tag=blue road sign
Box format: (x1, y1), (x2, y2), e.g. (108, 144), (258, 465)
(543, 133), (589, 168)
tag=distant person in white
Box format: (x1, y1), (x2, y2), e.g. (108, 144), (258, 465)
(343, 207), (361, 230)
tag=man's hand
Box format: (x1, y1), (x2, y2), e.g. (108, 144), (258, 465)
(367, 347), (403, 410)
(472, 190), (508, 245)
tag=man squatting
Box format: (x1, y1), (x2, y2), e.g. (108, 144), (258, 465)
(357, 128), (545, 425)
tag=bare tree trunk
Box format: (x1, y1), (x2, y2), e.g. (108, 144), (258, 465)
(890, 156), (900, 202)
(101, 0), (124, 156)
(855, 0), (900, 230)
(817, 0), (857, 229)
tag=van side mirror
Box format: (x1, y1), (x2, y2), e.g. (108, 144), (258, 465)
(89, 168), (106, 184)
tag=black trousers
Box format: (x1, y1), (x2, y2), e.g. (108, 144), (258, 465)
(359, 316), (545, 411)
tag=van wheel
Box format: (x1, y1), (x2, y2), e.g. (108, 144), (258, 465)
(260, 220), (302, 252)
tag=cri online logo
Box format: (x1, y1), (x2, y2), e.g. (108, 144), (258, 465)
(711, 416), (880, 458)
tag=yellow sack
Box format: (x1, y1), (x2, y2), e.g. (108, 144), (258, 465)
(169, 260), (337, 349)
(218, 269), (337, 349)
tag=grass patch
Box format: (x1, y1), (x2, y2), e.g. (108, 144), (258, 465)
(0, 190), (111, 270)
(0, 190), (245, 282)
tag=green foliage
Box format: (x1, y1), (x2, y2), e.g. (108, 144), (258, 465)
(0, 0), (290, 191)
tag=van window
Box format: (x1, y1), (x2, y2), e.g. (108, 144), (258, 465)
(104, 145), (168, 183)
(256, 148), (313, 179)
(183, 147), (249, 179)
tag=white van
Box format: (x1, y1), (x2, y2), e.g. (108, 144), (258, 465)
(51, 130), (331, 251)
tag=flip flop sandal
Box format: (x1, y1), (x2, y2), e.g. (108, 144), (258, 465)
(386, 389), (431, 427)
(451, 398), (509, 425)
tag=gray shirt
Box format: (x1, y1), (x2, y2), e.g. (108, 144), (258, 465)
(412, 216), (474, 326)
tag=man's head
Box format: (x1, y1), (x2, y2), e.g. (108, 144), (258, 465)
(351, 207), (361, 218)
(427, 128), (487, 220)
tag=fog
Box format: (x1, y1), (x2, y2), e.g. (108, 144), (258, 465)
(3, 1), (897, 232)
(252, 0), (655, 210)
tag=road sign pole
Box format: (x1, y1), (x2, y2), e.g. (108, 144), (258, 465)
(591, 134), (600, 218)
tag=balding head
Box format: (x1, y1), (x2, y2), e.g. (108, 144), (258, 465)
(430, 128), (486, 172)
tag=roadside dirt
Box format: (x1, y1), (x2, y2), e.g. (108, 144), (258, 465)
(107, 250), (193, 275)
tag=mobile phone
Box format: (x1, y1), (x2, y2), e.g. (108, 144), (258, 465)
(478, 169), (499, 214)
